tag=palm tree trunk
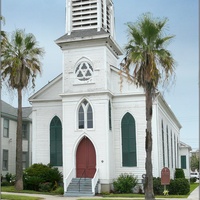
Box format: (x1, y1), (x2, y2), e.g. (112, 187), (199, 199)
(144, 89), (155, 200)
(15, 87), (23, 191)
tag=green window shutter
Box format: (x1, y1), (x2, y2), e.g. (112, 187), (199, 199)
(181, 155), (186, 169)
(122, 113), (137, 167)
(50, 116), (62, 166)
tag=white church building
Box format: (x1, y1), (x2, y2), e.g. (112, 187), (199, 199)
(29, 0), (190, 196)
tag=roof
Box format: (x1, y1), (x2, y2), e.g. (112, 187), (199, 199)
(55, 28), (123, 56)
(1, 100), (32, 121)
(56, 28), (109, 42)
(157, 93), (182, 129)
(180, 141), (192, 151)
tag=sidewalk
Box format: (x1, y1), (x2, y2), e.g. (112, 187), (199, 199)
(2, 185), (199, 200)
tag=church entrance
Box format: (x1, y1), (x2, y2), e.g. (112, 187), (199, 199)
(76, 137), (96, 178)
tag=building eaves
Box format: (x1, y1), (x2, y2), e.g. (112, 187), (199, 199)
(55, 29), (123, 56)
(180, 141), (192, 151)
(29, 73), (62, 101)
(1, 100), (32, 122)
(55, 28), (109, 43)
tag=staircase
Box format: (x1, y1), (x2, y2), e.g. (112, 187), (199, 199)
(65, 178), (96, 196)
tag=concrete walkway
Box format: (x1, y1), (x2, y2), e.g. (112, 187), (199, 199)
(1, 185), (199, 200)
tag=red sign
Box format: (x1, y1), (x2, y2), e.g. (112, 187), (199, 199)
(161, 167), (170, 185)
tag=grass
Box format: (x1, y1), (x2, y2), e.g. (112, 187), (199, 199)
(1, 194), (43, 200)
(1, 186), (62, 195)
(1, 182), (199, 200)
(96, 182), (199, 199)
(190, 182), (199, 193)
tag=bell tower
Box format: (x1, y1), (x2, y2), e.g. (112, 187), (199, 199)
(66, 0), (115, 38)
(56, 0), (122, 94)
(56, 0), (123, 195)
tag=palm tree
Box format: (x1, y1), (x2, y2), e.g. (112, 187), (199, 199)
(120, 13), (175, 200)
(1, 29), (44, 190)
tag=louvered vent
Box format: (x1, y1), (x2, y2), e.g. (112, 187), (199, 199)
(72, 0), (98, 30)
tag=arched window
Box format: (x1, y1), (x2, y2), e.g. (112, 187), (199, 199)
(174, 135), (177, 168)
(166, 125), (170, 167)
(121, 112), (137, 167)
(50, 116), (62, 166)
(78, 100), (93, 129)
(109, 101), (112, 130)
(161, 120), (165, 167)
(171, 130), (174, 168)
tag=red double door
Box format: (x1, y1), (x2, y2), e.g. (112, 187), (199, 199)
(76, 137), (96, 178)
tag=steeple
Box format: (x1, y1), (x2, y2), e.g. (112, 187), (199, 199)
(66, 0), (115, 38)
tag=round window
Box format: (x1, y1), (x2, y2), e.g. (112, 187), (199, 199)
(75, 62), (93, 81)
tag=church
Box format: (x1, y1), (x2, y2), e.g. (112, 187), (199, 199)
(29, 0), (190, 196)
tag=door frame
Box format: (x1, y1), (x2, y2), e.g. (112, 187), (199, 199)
(75, 136), (97, 178)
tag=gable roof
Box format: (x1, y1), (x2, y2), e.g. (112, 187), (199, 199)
(180, 141), (192, 151)
(29, 73), (62, 102)
(1, 100), (32, 121)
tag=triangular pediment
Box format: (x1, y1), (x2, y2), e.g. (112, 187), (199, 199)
(29, 74), (62, 102)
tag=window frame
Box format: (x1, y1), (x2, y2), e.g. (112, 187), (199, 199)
(22, 123), (29, 140)
(50, 116), (63, 166)
(109, 100), (112, 130)
(181, 155), (187, 169)
(78, 100), (93, 130)
(75, 61), (93, 82)
(3, 118), (9, 138)
(3, 149), (8, 171)
(22, 152), (29, 169)
(121, 112), (137, 167)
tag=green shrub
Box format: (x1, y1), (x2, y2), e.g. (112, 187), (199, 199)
(168, 178), (190, 195)
(5, 173), (15, 185)
(24, 163), (63, 191)
(1, 181), (13, 186)
(51, 186), (64, 195)
(153, 177), (164, 195)
(39, 182), (52, 192)
(190, 177), (197, 183)
(174, 168), (185, 179)
(24, 176), (44, 191)
(113, 173), (138, 193)
(5, 173), (12, 182)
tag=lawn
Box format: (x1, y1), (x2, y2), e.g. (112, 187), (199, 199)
(1, 183), (199, 200)
(93, 182), (199, 199)
(1, 194), (43, 200)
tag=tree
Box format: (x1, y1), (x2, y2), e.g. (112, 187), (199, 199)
(1, 29), (44, 190)
(120, 13), (175, 200)
(190, 155), (199, 172)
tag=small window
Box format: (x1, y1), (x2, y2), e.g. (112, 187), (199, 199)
(87, 105), (93, 128)
(79, 105), (84, 129)
(181, 155), (186, 169)
(3, 150), (8, 171)
(3, 119), (9, 138)
(22, 152), (28, 169)
(22, 123), (29, 140)
(78, 100), (93, 129)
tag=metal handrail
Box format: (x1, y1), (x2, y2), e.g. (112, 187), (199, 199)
(77, 169), (86, 191)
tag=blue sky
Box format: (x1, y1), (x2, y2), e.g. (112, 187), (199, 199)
(2, 0), (199, 149)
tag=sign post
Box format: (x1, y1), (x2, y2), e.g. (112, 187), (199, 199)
(161, 167), (170, 195)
